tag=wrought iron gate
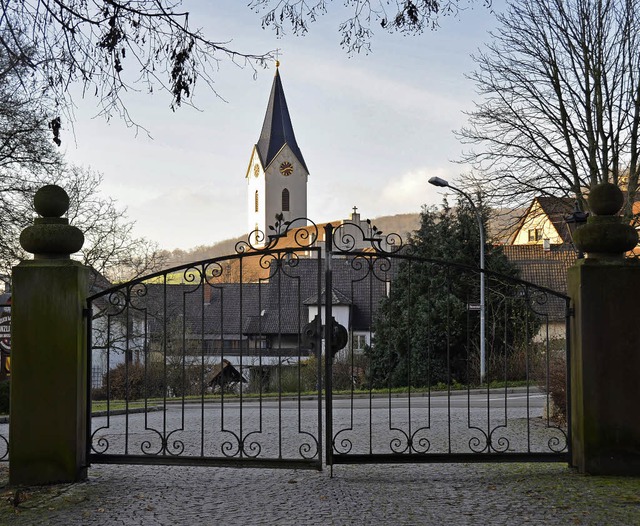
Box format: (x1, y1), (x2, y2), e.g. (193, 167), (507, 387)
(323, 222), (571, 467)
(87, 221), (324, 469)
(87, 218), (570, 470)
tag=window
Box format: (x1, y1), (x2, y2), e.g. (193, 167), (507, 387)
(352, 334), (367, 353)
(91, 366), (103, 388)
(527, 228), (543, 242)
(282, 188), (290, 211)
(255, 190), (259, 212)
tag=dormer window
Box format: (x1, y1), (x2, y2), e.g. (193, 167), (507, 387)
(527, 228), (543, 242)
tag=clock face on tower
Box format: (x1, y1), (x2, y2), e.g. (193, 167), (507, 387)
(279, 161), (294, 176)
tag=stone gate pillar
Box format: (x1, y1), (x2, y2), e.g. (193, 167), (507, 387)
(568, 183), (640, 475)
(9, 185), (88, 485)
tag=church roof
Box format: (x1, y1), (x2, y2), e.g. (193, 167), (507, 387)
(256, 68), (309, 172)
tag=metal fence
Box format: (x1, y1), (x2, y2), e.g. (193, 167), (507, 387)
(324, 223), (570, 466)
(83, 218), (570, 470)
(87, 222), (324, 469)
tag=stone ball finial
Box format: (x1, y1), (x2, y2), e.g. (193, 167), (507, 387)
(588, 182), (624, 216)
(19, 184), (84, 259)
(33, 184), (70, 218)
(573, 183), (638, 259)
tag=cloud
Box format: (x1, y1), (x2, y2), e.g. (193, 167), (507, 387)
(378, 166), (459, 213)
(128, 186), (247, 249)
(295, 58), (470, 124)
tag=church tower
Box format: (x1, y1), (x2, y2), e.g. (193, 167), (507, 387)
(246, 63), (309, 238)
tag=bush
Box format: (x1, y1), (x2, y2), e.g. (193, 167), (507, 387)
(105, 362), (165, 400)
(545, 352), (567, 423)
(0, 380), (8, 414)
(104, 361), (215, 400)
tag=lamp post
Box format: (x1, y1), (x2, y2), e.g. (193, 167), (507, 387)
(428, 176), (486, 384)
(564, 201), (589, 259)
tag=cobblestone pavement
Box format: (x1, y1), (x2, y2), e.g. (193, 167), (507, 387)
(1, 462), (640, 525)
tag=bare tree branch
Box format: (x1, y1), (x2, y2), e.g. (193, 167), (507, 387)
(250, 0), (491, 54)
(457, 0), (640, 223)
(1, 1), (275, 132)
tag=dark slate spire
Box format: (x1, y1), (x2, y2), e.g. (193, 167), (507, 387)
(256, 67), (308, 172)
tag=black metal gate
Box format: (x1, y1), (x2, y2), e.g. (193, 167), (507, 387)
(323, 222), (570, 467)
(87, 222), (324, 469)
(87, 218), (570, 470)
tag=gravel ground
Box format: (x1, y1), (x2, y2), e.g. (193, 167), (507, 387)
(1, 391), (636, 525)
(1, 462), (639, 526)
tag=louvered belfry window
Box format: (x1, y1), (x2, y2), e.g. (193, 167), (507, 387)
(282, 188), (290, 211)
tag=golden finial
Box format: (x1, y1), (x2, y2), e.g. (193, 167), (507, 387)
(275, 60), (280, 68)
(274, 48), (281, 68)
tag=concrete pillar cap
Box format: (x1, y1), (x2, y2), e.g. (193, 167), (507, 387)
(19, 184), (85, 259)
(573, 183), (638, 259)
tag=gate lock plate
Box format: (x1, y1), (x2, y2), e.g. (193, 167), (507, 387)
(302, 315), (348, 357)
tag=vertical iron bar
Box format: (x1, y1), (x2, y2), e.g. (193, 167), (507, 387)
(220, 287), (226, 453)
(525, 289), (531, 452)
(446, 268), (452, 454)
(200, 274), (206, 457)
(466, 292), (473, 444)
(277, 262), (283, 460)
(124, 293), (131, 455)
(565, 298), (572, 460)
(239, 263), (244, 460)
(406, 258), (412, 451)
(316, 246), (323, 467)
(105, 314), (111, 449)
(485, 274), (490, 451)
(502, 299), (508, 435)
(85, 299), (93, 465)
(368, 257), (375, 455)
(162, 279), (168, 455)
(180, 289), (186, 445)
(324, 224), (334, 467)
(545, 315), (551, 429)
(426, 265), (432, 430)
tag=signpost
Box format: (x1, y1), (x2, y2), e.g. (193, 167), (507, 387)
(0, 307), (9, 380)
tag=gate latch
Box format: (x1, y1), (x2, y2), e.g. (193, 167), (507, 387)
(302, 315), (349, 357)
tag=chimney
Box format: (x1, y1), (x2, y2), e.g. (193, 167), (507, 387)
(351, 205), (360, 223)
(543, 239), (551, 252)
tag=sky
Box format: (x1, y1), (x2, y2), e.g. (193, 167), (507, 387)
(62, 1), (505, 251)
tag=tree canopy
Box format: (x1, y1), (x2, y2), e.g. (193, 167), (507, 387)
(251, 0), (491, 54)
(0, 44), (165, 283)
(458, 0), (640, 221)
(369, 198), (533, 387)
(0, 1), (274, 131)
(1, 1), (494, 131)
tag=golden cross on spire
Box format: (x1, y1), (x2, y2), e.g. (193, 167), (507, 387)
(274, 48), (282, 67)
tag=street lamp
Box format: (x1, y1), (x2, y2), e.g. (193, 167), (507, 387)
(564, 201), (589, 259)
(428, 176), (486, 384)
